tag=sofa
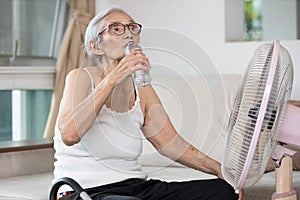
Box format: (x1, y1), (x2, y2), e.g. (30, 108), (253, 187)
(0, 74), (299, 200)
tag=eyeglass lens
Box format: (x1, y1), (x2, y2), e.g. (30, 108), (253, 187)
(110, 23), (141, 35)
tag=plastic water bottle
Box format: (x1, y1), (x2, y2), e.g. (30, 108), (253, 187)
(125, 41), (151, 88)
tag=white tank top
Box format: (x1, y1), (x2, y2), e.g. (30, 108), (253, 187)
(53, 68), (147, 189)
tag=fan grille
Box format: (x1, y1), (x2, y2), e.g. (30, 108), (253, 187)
(222, 41), (293, 190)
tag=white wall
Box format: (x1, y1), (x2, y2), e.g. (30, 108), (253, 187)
(96, 0), (300, 99)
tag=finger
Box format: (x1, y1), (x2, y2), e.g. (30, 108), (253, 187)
(114, 54), (151, 80)
(127, 51), (147, 61)
(127, 49), (144, 55)
(124, 55), (150, 70)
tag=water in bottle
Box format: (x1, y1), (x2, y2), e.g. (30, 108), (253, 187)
(125, 41), (151, 88)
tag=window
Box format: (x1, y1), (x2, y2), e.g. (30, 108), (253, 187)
(225, 0), (299, 42)
(0, 0), (70, 142)
(0, 0), (69, 57)
(0, 90), (52, 141)
(244, 0), (262, 41)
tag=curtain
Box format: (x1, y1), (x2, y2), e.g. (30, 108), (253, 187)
(43, 0), (95, 138)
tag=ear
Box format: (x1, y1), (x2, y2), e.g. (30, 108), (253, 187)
(89, 41), (104, 56)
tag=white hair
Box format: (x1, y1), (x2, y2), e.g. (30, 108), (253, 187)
(84, 7), (129, 62)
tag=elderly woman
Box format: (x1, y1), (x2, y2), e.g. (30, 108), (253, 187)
(53, 7), (243, 200)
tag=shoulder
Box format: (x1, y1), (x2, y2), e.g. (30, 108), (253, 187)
(66, 67), (101, 82)
(66, 67), (98, 77)
(63, 68), (97, 95)
(66, 68), (84, 79)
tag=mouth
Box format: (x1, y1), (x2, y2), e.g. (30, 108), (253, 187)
(124, 40), (135, 47)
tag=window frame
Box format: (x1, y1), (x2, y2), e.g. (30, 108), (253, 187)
(0, 0), (70, 148)
(0, 65), (56, 90)
(0, 60), (56, 148)
(0, 0), (69, 90)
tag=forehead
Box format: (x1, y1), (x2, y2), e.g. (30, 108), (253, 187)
(101, 11), (134, 27)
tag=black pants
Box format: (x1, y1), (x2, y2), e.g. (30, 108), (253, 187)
(61, 178), (238, 200)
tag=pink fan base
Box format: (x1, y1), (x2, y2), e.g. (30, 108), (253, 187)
(272, 188), (296, 200)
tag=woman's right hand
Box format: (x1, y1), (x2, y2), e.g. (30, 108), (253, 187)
(105, 51), (151, 86)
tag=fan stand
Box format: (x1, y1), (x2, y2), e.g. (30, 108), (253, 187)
(272, 156), (297, 200)
(272, 103), (300, 199)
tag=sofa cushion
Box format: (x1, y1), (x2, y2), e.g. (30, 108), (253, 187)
(0, 172), (53, 200)
(138, 74), (242, 167)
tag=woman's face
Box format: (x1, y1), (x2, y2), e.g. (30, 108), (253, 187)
(96, 11), (141, 63)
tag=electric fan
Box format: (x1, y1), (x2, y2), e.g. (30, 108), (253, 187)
(222, 40), (300, 200)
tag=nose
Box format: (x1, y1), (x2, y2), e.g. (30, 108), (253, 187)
(123, 27), (134, 39)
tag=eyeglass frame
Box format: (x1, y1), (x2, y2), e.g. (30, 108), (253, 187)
(98, 22), (143, 36)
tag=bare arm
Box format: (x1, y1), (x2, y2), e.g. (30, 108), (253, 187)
(141, 86), (223, 178)
(58, 68), (114, 146)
